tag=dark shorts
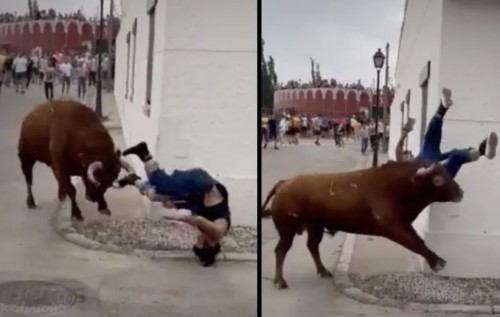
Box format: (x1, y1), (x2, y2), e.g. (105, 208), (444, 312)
(321, 127), (328, 133)
(313, 130), (321, 136)
(198, 201), (231, 231)
(269, 130), (277, 139)
(15, 72), (26, 81)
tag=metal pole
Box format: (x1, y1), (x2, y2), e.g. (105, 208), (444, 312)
(372, 69), (381, 167)
(107, 0), (114, 92)
(95, 0), (104, 119)
(382, 43), (390, 152)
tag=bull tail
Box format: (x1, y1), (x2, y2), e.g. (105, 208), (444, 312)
(261, 180), (287, 218)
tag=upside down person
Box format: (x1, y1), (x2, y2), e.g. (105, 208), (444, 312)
(116, 142), (231, 267)
(396, 87), (498, 178)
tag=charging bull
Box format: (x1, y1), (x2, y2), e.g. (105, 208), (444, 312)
(261, 161), (463, 289)
(18, 100), (133, 221)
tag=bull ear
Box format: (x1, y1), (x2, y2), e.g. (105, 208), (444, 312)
(432, 175), (444, 187)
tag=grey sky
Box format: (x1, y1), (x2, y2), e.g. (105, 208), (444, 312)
(262, 0), (405, 88)
(0, 0), (117, 18)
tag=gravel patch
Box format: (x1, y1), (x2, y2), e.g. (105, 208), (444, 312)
(350, 273), (500, 305)
(72, 219), (256, 254)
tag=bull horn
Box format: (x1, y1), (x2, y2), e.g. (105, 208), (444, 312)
(120, 158), (135, 174)
(87, 161), (103, 186)
(416, 163), (437, 176)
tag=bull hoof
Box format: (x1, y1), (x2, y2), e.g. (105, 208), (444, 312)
(273, 279), (289, 289)
(26, 197), (36, 209)
(71, 214), (84, 222)
(318, 269), (333, 278)
(431, 258), (447, 272)
(98, 208), (111, 216)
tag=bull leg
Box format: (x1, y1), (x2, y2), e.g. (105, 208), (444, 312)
(96, 197), (111, 216)
(19, 155), (37, 209)
(306, 225), (332, 278)
(274, 230), (295, 289)
(53, 167), (84, 221)
(384, 224), (446, 272)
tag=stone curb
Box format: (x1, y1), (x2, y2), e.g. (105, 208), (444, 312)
(332, 155), (496, 313)
(52, 203), (257, 263)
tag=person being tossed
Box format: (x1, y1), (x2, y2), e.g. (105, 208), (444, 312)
(395, 87), (498, 179)
(116, 142), (231, 267)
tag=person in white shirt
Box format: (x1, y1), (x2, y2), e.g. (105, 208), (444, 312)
(59, 59), (72, 95)
(31, 53), (40, 85)
(76, 61), (88, 99)
(278, 116), (287, 146)
(13, 53), (28, 94)
(359, 123), (370, 154)
(312, 115), (322, 146)
(39, 56), (48, 83)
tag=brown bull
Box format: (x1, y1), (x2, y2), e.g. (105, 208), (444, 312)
(261, 161), (463, 289)
(18, 100), (132, 221)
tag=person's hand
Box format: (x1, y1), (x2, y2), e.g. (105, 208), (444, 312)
(116, 173), (141, 188)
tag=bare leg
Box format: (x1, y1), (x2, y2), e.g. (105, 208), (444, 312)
(306, 225), (332, 277)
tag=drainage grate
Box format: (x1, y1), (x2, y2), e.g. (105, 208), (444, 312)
(0, 281), (78, 314)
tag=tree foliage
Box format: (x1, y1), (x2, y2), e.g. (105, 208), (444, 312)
(261, 39), (278, 110)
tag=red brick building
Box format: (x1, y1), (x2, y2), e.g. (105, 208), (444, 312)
(0, 20), (119, 53)
(274, 87), (394, 118)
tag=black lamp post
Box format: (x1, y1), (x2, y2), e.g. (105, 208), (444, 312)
(95, 0), (104, 119)
(372, 48), (385, 167)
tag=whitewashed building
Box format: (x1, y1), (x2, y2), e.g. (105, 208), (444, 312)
(389, 0), (500, 277)
(114, 0), (257, 226)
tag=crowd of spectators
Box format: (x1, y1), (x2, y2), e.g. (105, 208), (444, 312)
(276, 78), (395, 95)
(0, 10), (119, 24)
(277, 78), (371, 91)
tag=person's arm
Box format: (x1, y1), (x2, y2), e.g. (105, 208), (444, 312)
(395, 130), (409, 162)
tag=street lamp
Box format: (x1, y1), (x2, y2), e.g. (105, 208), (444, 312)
(372, 48), (385, 167)
(95, 0), (104, 119)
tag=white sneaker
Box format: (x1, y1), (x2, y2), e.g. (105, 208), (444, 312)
(441, 88), (453, 108)
(485, 132), (498, 159)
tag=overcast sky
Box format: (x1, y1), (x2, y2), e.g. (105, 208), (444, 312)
(0, 0), (117, 18)
(262, 0), (405, 88)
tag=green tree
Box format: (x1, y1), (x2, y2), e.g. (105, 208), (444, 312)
(261, 39), (278, 110)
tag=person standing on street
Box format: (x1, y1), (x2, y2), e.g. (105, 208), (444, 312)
(76, 60), (88, 99)
(312, 114), (322, 146)
(43, 59), (56, 101)
(359, 123), (369, 154)
(13, 53), (28, 94)
(88, 56), (97, 86)
(266, 114), (279, 150)
(59, 58), (72, 95)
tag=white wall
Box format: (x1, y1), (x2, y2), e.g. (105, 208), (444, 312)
(115, 0), (257, 227)
(389, 0), (444, 246)
(391, 0), (500, 277)
(425, 0), (500, 277)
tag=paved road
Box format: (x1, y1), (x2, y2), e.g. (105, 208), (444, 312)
(261, 142), (492, 317)
(0, 86), (257, 317)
